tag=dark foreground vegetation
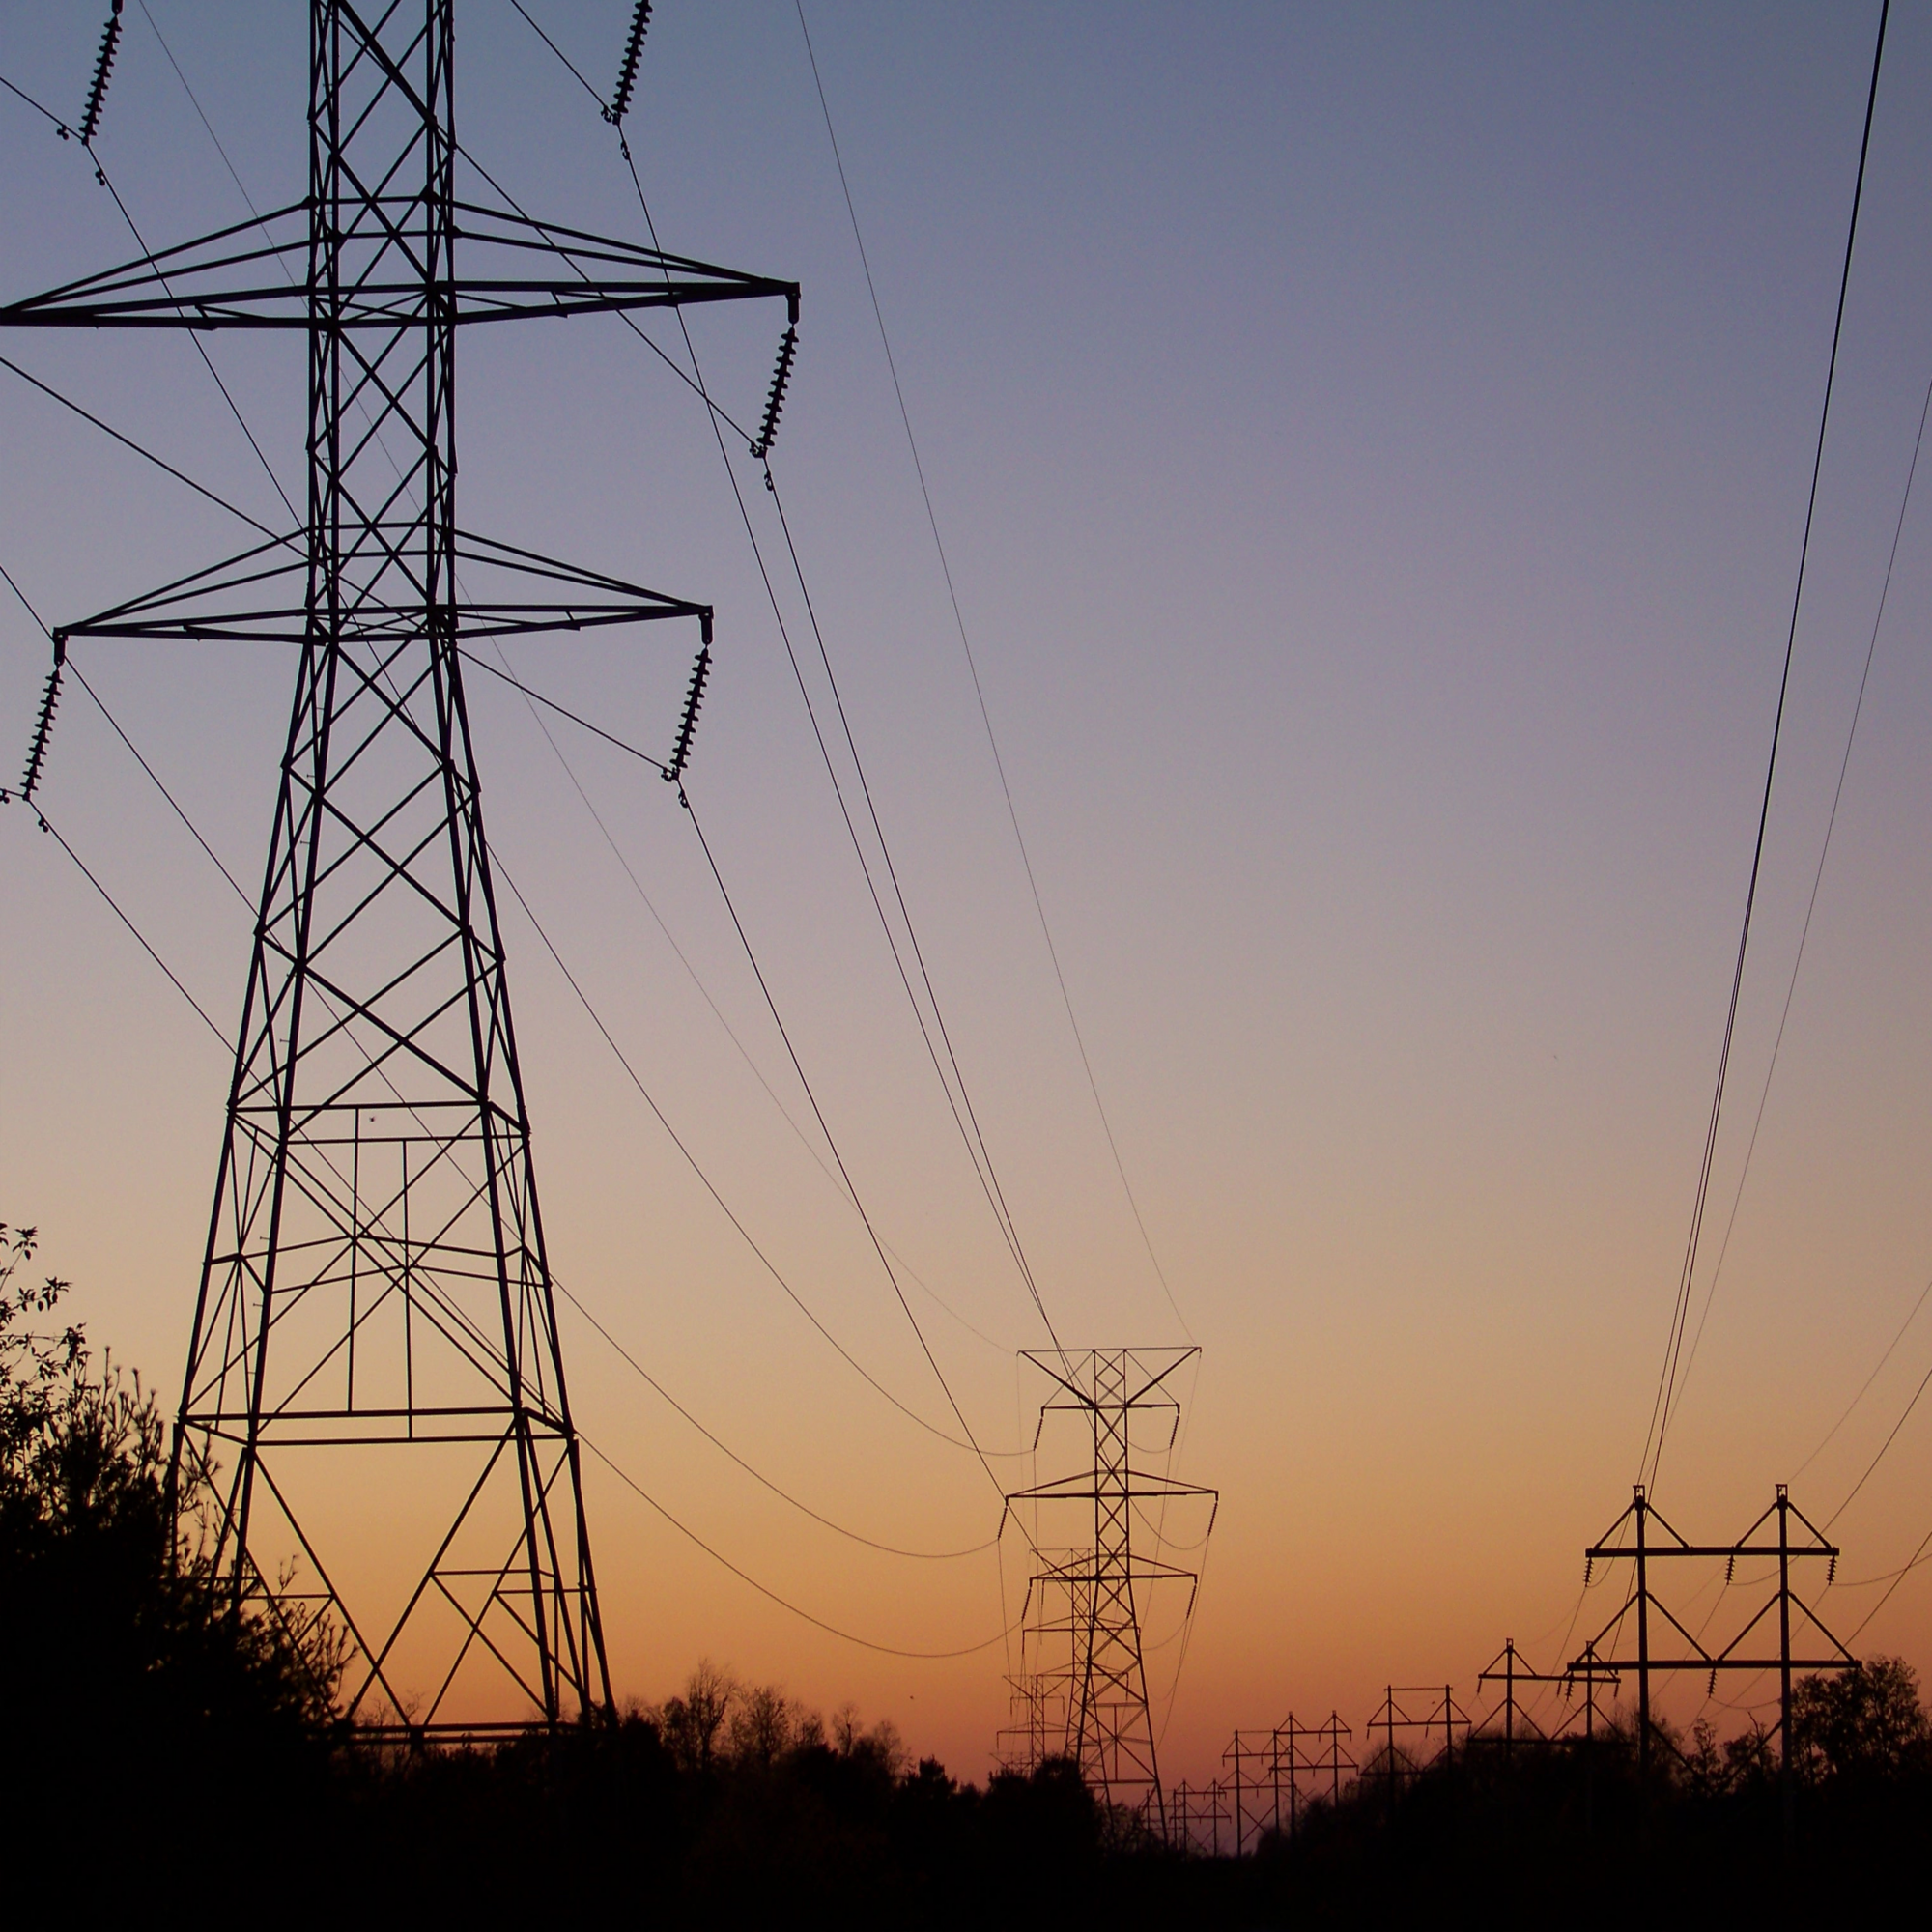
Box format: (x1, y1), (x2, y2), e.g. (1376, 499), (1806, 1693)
(7, 1223), (1932, 1926)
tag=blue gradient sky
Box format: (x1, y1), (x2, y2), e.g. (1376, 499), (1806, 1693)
(5, 2), (1932, 1777)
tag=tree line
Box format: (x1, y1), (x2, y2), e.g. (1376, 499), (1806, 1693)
(6, 1219), (1931, 1925)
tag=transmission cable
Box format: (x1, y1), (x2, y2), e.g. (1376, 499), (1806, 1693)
(580, 1435), (1017, 1659)
(447, 123), (757, 445)
(470, 637), (1012, 1356)
(1796, 1268), (1932, 1481)
(501, 2), (1070, 1365)
(1826, 1352), (1932, 1531)
(6, 40), (1031, 1567)
(52, 649), (1020, 1553)
(0, 353), (290, 547)
(491, 848), (1023, 1459)
(0, 71), (74, 137)
(555, 1278), (995, 1560)
(82, 147), (300, 531)
(679, 782), (1030, 1510)
(1673, 355), (1932, 1424)
(1845, 1519), (1932, 1640)
(461, 646), (668, 776)
(609, 148), (1070, 1463)
(18, 31), (1025, 1469)
(757, 455), (1067, 1348)
(616, 144), (1065, 1351)
(1642, 0), (1889, 1489)
(28, 638), (1019, 1558)
(793, 0), (1189, 1340)
(0, 826), (1012, 1646)
(12, 805), (225, 1044)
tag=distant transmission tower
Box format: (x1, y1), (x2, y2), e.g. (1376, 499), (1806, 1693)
(1, 1), (795, 1736)
(1003, 1348), (1215, 1826)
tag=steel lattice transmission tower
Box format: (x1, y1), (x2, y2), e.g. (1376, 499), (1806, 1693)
(1002, 1349), (1216, 1826)
(0, 1), (795, 1737)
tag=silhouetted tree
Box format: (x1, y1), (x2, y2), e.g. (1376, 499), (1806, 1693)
(1791, 1657), (1930, 1786)
(658, 1658), (738, 1774)
(0, 1222), (340, 1888)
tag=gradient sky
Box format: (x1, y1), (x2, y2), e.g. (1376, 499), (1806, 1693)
(5, 1), (1932, 1780)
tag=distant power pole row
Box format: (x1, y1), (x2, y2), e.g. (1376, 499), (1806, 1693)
(1159, 1482), (1853, 1857)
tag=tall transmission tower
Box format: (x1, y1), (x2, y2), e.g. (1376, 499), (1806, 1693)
(1003, 1348), (1215, 1827)
(1, 1), (795, 1737)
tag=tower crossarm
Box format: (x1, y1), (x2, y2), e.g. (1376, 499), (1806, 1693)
(50, 529), (713, 651)
(1005, 1471), (1218, 1507)
(0, 201), (797, 332)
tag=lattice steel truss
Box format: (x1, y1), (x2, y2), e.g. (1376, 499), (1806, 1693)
(1002, 1348), (1215, 1826)
(0, 0), (795, 1737)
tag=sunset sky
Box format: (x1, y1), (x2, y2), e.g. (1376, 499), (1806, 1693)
(5, 1), (1932, 1781)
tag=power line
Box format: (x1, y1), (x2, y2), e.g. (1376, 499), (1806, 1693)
(13, 806), (225, 1044)
(16, 783), (1015, 1650)
(581, 1435), (1015, 1659)
(757, 455), (1066, 1349)
(504, 1), (1069, 1361)
(492, 848), (1024, 1460)
(460, 646), (668, 776)
(1846, 1520), (1932, 1639)
(507, 0), (606, 113)
(82, 149), (300, 530)
(0, 70), (74, 137)
(1673, 354), (1932, 1424)
(681, 783), (1026, 1510)
(55, 648), (1017, 1569)
(0, 353), (288, 545)
(1796, 1269), (1932, 1480)
(1643, 0), (1889, 1488)
(8, 39), (308, 553)
(609, 129), (1066, 1376)
(134, 1), (264, 229)
(555, 1278), (996, 1561)
(1827, 1352), (1932, 1531)
(471, 636), (1014, 1356)
(792, 0), (1189, 1341)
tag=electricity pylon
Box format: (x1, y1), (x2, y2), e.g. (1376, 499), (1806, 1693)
(1003, 1348), (1216, 1827)
(1574, 1482), (1854, 1836)
(0, 0), (795, 1737)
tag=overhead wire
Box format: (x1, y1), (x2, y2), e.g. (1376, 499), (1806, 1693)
(15, 806), (225, 1044)
(440, 30), (1059, 1383)
(500, 1), (1071, 1369)
(3, 14), (1047, 1644)
(470, 635), (1013, 1355)
(1673, 354), (1932, 1423)
(582, 1435), (1017, 1660)
(491, 847), (1024, 1460)
(615, 139), (1066, 1365)
(556, 1277), (995, 1560)
(572, 34), (1075, 1505)
(0, 354), (289, 546)
(792, 0), (1189, 1342)
(680, 782), (1030, 1511)
(14, 785), (1019, 1650)
(110, 9), (1011, 1397)
(755, 455), (1066, 1348)
(1642, 0), (1889, 1490)
(0, 70), (75, 138)
(1795, 1268), (1932, 1480)
(82, 149), (301, 531)
(25, 630), (1023, 1571)
(1826, 1354), (1932, 1532)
